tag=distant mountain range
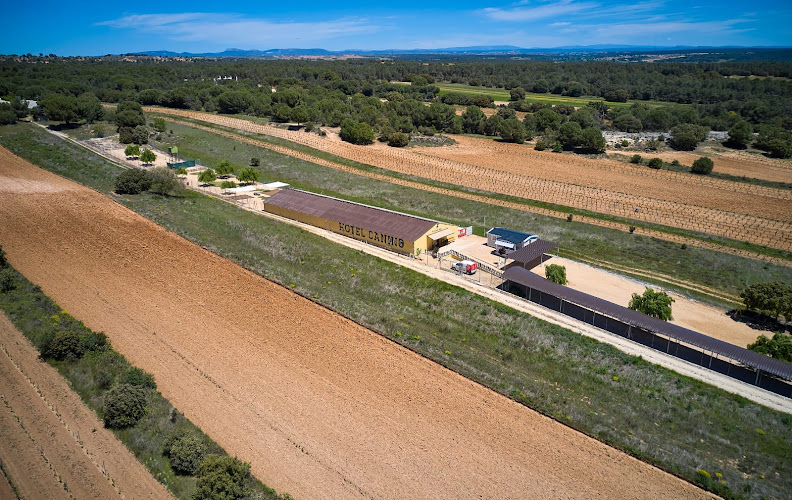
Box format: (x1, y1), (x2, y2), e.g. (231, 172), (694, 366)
(136, 45), (790, 58)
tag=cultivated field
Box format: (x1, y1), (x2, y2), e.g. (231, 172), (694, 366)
(145, 108), (792, 252)
(0, 147), (716, 499)
(0, 313), (171, 500)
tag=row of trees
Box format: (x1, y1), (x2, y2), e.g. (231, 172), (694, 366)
(3, 57), (788, 140)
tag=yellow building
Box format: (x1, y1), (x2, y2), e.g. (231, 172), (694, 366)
(263, 189), (457, 256)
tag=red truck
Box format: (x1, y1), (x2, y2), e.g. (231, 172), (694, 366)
(452, 260), (478, 275)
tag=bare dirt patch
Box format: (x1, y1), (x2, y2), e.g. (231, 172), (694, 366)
(0, 313), (172, 500)
(0, 146), (714, 499)
(616, 147), (792, 184)
(145, 108), (792, 251)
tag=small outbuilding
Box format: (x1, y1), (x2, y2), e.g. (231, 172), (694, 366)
(486, 227), (537, 252)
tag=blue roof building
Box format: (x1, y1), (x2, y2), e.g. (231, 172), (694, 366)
(486, 227), (537, 251)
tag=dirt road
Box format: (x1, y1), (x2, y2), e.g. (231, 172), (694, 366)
(0, 148), (717, 499)
(0, 313), (172, 500)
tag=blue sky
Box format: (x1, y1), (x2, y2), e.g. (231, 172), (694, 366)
(3, 0), (791, 55)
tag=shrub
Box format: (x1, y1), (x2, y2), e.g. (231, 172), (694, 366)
(250, 157), (260, 167)
(0, 268), (15, 293)
(124, 144), (140, 158)
(215, 160), (234, 176)
(165, 429), (208, 475)
(123, 366), (157, 389)
(629, 154), (643, 164)
(670, 124), (708, 151)
(545, 264), (567, 285)
(691, 157), (714, 175)
(103, 383), (148, 428)
(153, 117), (167, 132)
(628, 287), (674, 321)
(621, 139), (629, 147)
(388, 132), (409, 147)
(139, 148), (157, 164)
(176, 167), (188, 175)
(46, 330), (85, 360)
(198, 169), (217, 184)
(193, 455), (253, 500)
(237, 167), (258, 184)
(748, 333), (792, 362)
(147, 167), (183, 196)
(0, 244), (7, 268)
(220, 180), (237, 189)
(340, 119), (375, 145)
(647, 158), (663, 169)
(115, 169), (151, 194)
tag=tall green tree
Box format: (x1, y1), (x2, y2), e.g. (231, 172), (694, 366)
(237, 167), (259, 184)
(726, 120), (753, 149)
(198, 169), (217, 184)
(41, 94), (78, 123)
(579, 127), (606, 153)
(497, 118), (527, 144)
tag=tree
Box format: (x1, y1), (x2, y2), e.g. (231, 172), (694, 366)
(115, 101), (146, 129)
(0, 103), (16, 125)
(193, 455), (253, 500)
(691, 157), (714, 175)
(558, 121), (582, 149)
(545, 264), (567, 285)
(198, 169), (217, 184)
(726, 120), (753, 149)
(41, 94), (78, 123)
(220, 180), (237, 189)
(339, 119), (375, 145)
(461, 106), (485, 134)
(740, 281), (792, 320)
(147, 167), (183, 195)
(115, 169), (151, 194)
(755, 126), (792, 159)
(165, 429), (208, 475)
(237, 167), (259, 184)
(498, 118), (527, 144)
(747, 333), (792, 363)
(217, 91), (253, 114)
(628, 287), (674, 321)
(290, 105), (309, 125)
(124, 144), (140, 159)
(77, 93), (103, 123)
(630, 154), (643, 164)
(139, 148), (156, 165)
(647, 158), (663, 169)
(534, 108), (561, 132)
(388, 132), (409, 147)
(613, 114), (642, 132)
(153, 117), (167, 133)
(176, 167), (188, 175)
(215, 160), (234, 176)
(483, 114), (504, 136)
(579, 127), (606, 153)
(604, 89), (629, 102)
(103, 383), (148, 428)
(670, 124), (708, 151)
(509, 87), (526, 101)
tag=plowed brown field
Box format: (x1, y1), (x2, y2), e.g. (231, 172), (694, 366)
(144, 108), (792, 251)
(0, 147), (715, 499)
(0, 313), (172, 500)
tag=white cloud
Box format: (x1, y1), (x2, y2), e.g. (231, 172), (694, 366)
(590, 18), (753, 37)
(482, 0), (599, 21)
(97, 13), (380, 46)
(550, 22), (571, 26)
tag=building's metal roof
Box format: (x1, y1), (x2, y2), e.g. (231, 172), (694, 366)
(265, 189), (439, 241)
(507, 240), (558, 265)
(503, 266), (792, 381)
(487, 227), (535, 244)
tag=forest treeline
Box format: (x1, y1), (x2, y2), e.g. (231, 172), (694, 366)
(1, 58), (791, 155)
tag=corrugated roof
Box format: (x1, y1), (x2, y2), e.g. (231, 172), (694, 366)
(265, 189), (439, 242)
(503, 267), (792, 381)
(507, 240), (558, 265)
(487, 227), (535, 244)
